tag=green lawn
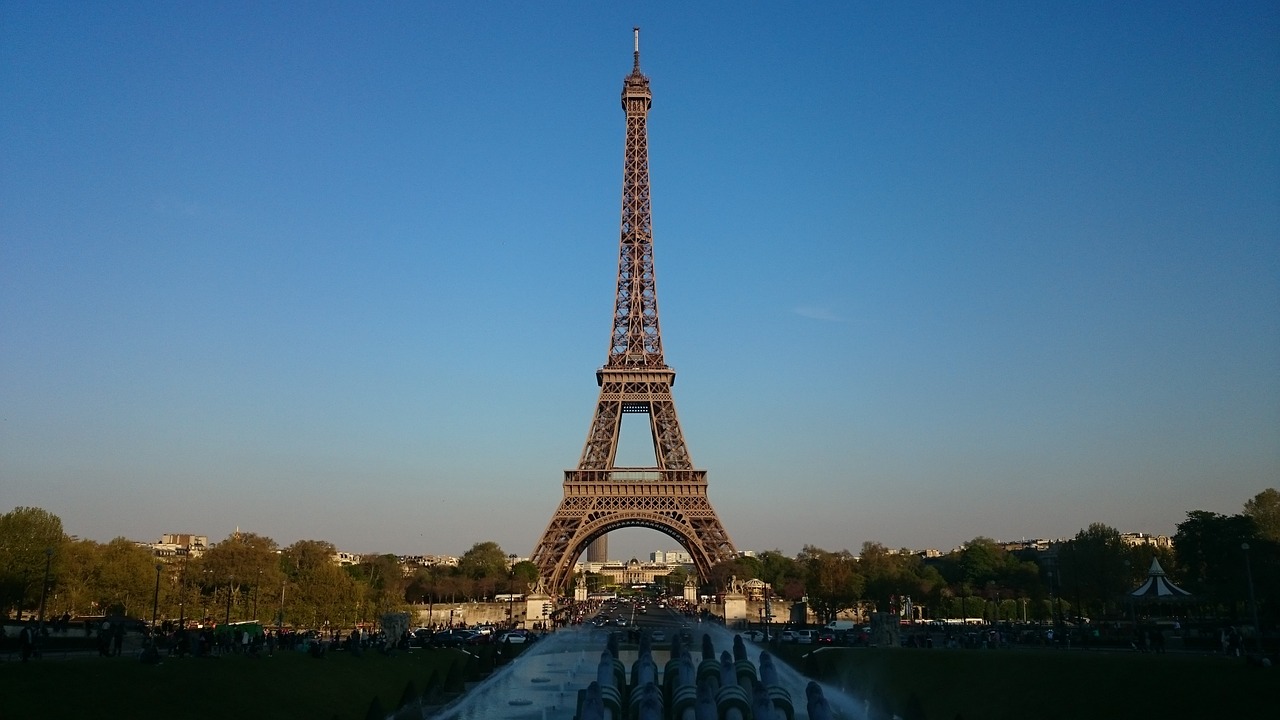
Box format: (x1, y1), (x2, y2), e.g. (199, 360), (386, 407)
(0, 645), (481, 720)
(778, 646), (1274, 720)
(4, 640), (1273, 720)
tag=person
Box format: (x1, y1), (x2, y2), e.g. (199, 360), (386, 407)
(19, 622), (36, 662)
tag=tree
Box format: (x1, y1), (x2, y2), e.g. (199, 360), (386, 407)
(198, 531), (282, 622)
(511, 560), (539, 589)
(1173, 510), (1257, 613)
(90, 537), (159, 617)
(857, 543), (946, 617)
(455, 542), (509, 581)
(707, 555), (764, 594)
(0, 507), (68, 617)
(1244, 488), (1280, 542)
(280, 539), (360, 630)
(955, 537), (1003, 587)
(1056, 523), (1133, 620)
(349, 554), (411, 621)
(756, 550), (806, 601)
(797, 546), (864, 623)
(662, 566), (689, 596)
(58, 538), (104, 616)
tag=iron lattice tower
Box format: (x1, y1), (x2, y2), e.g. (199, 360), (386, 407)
(531, 30), (737, 593)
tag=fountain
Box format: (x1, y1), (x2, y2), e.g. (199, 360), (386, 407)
(422, 622), (867, 720)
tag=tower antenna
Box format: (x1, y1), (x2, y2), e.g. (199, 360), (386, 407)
(633, 26), (641, 71)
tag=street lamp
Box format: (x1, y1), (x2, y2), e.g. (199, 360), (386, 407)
(253, 570), (262, 620)
(152, 564), (162, 629)
(1242, 543), (1261, 652)
(225, 575), (234, 625)
(277, 580), (286, 636)
(508, 557), (516, 628)
(177, 560), (187, 633)
(37, 547), (53, 635)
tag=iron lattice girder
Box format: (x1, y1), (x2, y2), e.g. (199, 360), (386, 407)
(612, 72), (662, 368)
(531, 34), (736, 594)
(579, 370), (692, 471)
(530, 479), (737, 593)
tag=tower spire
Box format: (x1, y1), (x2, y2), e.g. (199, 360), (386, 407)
(633, 26), (641, 72)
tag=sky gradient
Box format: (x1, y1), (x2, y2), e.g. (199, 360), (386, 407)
(2, 2), (1277, 561)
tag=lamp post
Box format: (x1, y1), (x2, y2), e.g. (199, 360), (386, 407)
(253, 570), (262, 620)
(1242, 543), (1261, 652)
(508, 554), (517, 628)
(277, 580), (286, 636)
(177, 560), (187, 632)
(225, 575), (234, 626)
(152, 564), (162, 629)
(763, 585), (773, 641)
(37, 547), (53, 635)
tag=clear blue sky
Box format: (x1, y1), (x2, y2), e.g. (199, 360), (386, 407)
(2, 2), (1277, 561)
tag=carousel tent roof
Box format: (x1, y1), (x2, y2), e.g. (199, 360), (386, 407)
(1129, 558), (1192, 600)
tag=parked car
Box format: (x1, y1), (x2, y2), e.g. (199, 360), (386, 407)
(498, 630), (529, 644)
(779, 630), (799, 643)
(795, 630), (817, 644)
(650, 629), (666, 642)
(434, 629), (477, 647)
(742, 630), (766, 642)
(816, 631), (836, 644)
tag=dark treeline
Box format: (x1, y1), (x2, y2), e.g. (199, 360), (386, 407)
(1, 489), (1275, 632)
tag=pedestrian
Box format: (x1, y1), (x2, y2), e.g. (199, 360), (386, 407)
(19, 622), (36, 662)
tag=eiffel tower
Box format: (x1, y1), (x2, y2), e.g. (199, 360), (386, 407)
(530, 29), (737, 593)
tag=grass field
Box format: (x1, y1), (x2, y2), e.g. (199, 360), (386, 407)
(778, 645), (1275, 720)
(0, 645), (480, 720)
(3, 640), (1273, 719)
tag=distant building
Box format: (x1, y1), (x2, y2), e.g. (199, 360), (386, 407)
(650, 550), (692, 564)
(332, 551), (361, 566)
(587, 537), (608, 563)
(147, 533), (208, 558)
(1121, 533), (1172, 549)
(597, 558), (672, 586)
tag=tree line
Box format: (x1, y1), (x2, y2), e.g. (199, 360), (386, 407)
(1, 488), (1275, 630)
(707, 489), (1277, 627)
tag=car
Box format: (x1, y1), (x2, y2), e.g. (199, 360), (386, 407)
(779, 630), (799, 643)
(796, 630), (817, 644)
(742, 630), (766, 642)
(650, 630), (666, 642)
(433, 630), (475, 647)
(817, 632), (836, 644)
(498, 630), (529, 644)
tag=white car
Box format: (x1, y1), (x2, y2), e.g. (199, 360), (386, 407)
(498, 630), (529, 644)
(742, 630), (766, 642)
(779, 630), (799, 643)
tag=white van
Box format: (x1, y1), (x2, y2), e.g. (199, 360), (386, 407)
(824, 620), (857, 632)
